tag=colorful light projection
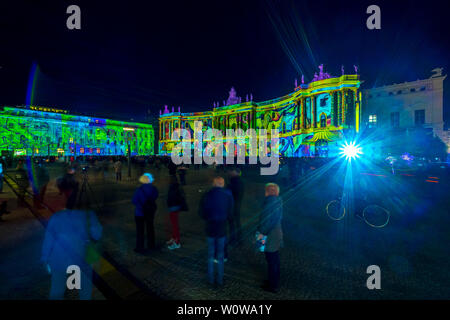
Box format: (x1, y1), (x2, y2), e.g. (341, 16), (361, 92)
(0, 107), (155, 157)
(316, 93), (332, 128)
(159, 69), (361, 157)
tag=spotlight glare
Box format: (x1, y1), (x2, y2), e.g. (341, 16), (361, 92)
(339, 141), (363, 161)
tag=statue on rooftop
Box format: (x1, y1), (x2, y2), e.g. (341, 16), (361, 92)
(319, 64), (324, 77)
(431, 67), (443, 78)
(301, 75), (304, 84)
(341, 65), (345, 75)
(226, 87), (241, 105)
(354, 65), (358, 74)
(313, 72), (319, 82)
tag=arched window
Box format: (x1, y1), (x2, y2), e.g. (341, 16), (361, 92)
(320, 114), (326, 128)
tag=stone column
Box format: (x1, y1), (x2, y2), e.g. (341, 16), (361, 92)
(159, 121), (162, 140)
(312, 95), (317, 128)
(301, 98), (306, 129)
(341, 90), (346, 126)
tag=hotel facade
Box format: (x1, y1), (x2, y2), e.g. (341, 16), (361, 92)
(159, 66), (362, 158)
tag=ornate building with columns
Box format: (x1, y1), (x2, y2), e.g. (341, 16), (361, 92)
(159, 66), (362, 157)
(362, 68), (448, 154)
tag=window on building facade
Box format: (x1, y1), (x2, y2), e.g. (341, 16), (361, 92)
(397, 90), (402, 94)
(420, 87), (426, 91)
(390, 112), (399, 128)
(415, 110), (425, 126)
(410, 88), (416, 92)
(369, 114), (377, 128)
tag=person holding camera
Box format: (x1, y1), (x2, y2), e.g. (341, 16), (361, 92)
(257, 183), (283, 294)
(57, 167), (79, 209)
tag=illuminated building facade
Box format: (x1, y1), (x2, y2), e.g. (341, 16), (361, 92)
(0, 106), (155, 157)
(363, 68), (449, 153)
(159, 66), (362, 157)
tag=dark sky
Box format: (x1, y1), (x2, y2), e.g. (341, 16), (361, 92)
(0, 0), (449, 123)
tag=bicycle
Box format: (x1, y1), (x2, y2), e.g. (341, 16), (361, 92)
(325, 197), (390, 228)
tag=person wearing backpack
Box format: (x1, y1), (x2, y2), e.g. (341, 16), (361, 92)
(166, 175), (188, 250)
(199, 176), (234, 287)
(132, 173), (159, 253)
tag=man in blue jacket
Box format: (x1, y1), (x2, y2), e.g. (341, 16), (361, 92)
(199, 176), (234, 287)
(41, 197), (103, 300)
(132, 173), (159, 253)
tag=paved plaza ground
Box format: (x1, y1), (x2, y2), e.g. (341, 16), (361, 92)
(1, 161), (449, 299)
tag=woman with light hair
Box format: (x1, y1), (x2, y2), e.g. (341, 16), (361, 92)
(257, 182), (283, 293)
(132, 173), (159, 253)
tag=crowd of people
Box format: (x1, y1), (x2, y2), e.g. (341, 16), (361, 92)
(128, 162), (283, 293)
(4, 152), (446, 299)
(21, 154), (285, 298)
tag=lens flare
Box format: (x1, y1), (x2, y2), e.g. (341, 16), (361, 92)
(339, 141), (363, 161)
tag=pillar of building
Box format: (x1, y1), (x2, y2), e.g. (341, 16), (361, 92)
(312, 95), (317, 128)
(301, 98), (306, 129)
(341, 89), (346, 125)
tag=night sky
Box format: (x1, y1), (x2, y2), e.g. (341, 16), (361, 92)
(0, 0), (448, 124)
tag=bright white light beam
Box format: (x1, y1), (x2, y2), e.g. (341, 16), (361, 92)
(339, 141), (363, 161)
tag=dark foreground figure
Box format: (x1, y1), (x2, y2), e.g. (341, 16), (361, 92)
(258, 183), (283, 293)
(41, 198), (102, 300)
(199, 176), (234, 287)
(132, 173), (159, 253)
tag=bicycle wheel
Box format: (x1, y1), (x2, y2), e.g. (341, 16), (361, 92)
(363, 204), (390, 228)
(326, 199), (346, 221)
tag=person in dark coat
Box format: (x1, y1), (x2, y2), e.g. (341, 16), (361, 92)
(15, 162), (30, 207)
(168, 160), (177, 176)
(132, 173), (159, 253)
(227, 168), (244, 244)
(33, 159), (50, 208)
(166, 175), (188, 250)
(57, 167), (79, 209)
(177, 165), (188, 185)
(199, 176), (234, 287)
(257, 183), (283, 293)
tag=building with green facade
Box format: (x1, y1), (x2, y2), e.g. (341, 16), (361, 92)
(0, 106), (155, 157)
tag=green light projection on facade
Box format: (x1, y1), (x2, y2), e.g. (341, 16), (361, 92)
(0, 106), (154, 156)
